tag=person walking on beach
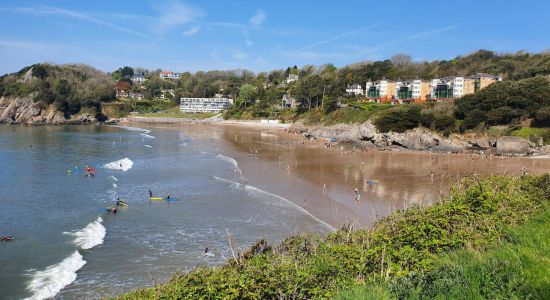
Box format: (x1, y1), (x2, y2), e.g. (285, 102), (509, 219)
(354, 188), (360, 201)
(323, 184), (327, 192)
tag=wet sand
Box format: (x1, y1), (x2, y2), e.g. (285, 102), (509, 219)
(122, 122), (550, 228)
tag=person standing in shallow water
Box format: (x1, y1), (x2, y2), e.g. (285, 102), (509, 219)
(354, 188), (360, 201)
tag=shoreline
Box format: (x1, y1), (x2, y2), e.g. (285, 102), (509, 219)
(122, 121), (550, 229)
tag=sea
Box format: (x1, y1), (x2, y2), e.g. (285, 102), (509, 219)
(0, 125), (332, 299)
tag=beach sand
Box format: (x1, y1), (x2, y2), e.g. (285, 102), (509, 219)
(119, 121), (550, 228)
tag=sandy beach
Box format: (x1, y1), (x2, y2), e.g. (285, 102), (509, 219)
(118, 120), (550, 228)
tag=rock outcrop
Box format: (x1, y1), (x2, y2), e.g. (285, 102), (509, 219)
(290, 121), (538, 155)
(0, 96), (97, 125)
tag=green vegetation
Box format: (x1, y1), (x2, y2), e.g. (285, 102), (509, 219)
(337, 207), (550, 299)
(455, 76), (550, 130)
(511, 127), (550, 145)
(116, 174), (550, 299)
(0, 63), (115, 118)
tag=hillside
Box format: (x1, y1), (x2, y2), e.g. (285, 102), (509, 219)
(0, 63), (115, 124)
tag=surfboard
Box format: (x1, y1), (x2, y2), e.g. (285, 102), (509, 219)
(149, 197), (164, 200)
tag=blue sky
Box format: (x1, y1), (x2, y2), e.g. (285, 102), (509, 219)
(0, 0), (548, 75)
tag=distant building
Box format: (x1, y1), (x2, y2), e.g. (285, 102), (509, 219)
(281, 93), (298, 108)
(159, 71), (181, 79)
(131, 74), (146, 83)
(366, 79), (396, 102)
(286, 73), (299, 84)
(346, 84), (364, 96)
(180, 97), (233, 113)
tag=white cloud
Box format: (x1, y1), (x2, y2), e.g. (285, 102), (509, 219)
(249, 10), (266, 26)
(297, 24), (376, 52)
(182, 25), (201, 36)
(241, 29), (253, 46)
(408, 25), (456, 40)
(152, 1), (204, 35)
(0, 5), (150, 38)
(233, 50), (248, 60)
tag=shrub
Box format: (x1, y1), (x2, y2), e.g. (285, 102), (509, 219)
(374, 105), (421, 132)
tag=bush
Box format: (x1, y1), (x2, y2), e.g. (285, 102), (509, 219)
(116, 175), (550, 300)
(421, 112), (457, 135)
(374, 105), (421, 132)
(534, 106), (550, 127)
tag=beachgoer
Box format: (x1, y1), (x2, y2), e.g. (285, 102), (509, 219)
(205, 247), (209, 254)
(430, 170), (434, 182)
(354, 188), (360, 201)
(323, 184), (327, 191)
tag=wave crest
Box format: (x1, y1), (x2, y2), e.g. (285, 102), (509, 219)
(25, 251), (86, 300)
(64, 217), (106, 250)
(103, 158), (133, 171)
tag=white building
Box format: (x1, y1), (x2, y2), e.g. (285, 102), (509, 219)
(180, 97), (233, 113)
(452, 76), (465, 98)
(160, 71), (181, 79)
(346, 84), (364, 96)
(131, 74), (146, 83)
(411, 80), (422, 99)
(286, 73), (299, 84)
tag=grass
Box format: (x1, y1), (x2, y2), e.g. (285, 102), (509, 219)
(337, 207), (550, 299)
(511, 127), (550, 145)
(115, 174), (550, 299)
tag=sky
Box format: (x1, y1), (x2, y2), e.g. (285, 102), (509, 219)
(0, 0), (549, 75)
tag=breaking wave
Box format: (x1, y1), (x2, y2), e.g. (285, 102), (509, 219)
(212, 176), (335, 231)
(112, 125), (151, 134)
(64, 217), (106, 250)
(24, 251), (86, 300)
(103, 158), (133, 172)
(216, 154), (244, 179)
(140, 133), (156, 139)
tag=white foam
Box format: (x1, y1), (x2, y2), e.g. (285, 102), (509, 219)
(212, 176), (335, 231)
(144, 144), (153, 148)
(112, 183), (117, 189)
(140, 133), (156, 139)
(112, 125), (151, 134)
(216, 154), (244, 179)
(64, 217), (106, 250)
(103, 158), (133, 172)
(25, 251), (86, 300)
(108, 175), (118, 182)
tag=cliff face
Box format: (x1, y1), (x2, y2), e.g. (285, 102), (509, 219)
(0, 97), (97, 125)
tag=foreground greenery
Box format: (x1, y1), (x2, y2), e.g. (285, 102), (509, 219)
(116, 174), (550, 299)
(337, 207), (550, 299)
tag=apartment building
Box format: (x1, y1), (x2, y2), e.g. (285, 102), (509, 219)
(366, 79), (396, 102)
(180, 97), (233, 113)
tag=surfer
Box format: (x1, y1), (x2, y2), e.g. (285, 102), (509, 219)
(149, 190), (153, 197)
(116, 197), (126, 206)
(106, 207), (117, 214)
(166, 194), (171, 200)
(1, 236), (14, 242)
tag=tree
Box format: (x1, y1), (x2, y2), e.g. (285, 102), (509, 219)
(391, 54), (412, 66)
(237, 84), (256, 108)
(32, 65), (48, 79)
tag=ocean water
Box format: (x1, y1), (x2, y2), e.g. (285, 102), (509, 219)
(0, 125), (331, 299)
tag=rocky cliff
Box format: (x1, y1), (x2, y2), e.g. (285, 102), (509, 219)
(290, 121), (539, 155)
(0, 97), (97, 125)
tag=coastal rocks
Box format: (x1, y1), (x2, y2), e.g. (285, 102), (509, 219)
(0, 97), (97, 125)
(496, 136), (534, 155)
(290, 121), (538, 155)
(294, 121), (466, 152)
